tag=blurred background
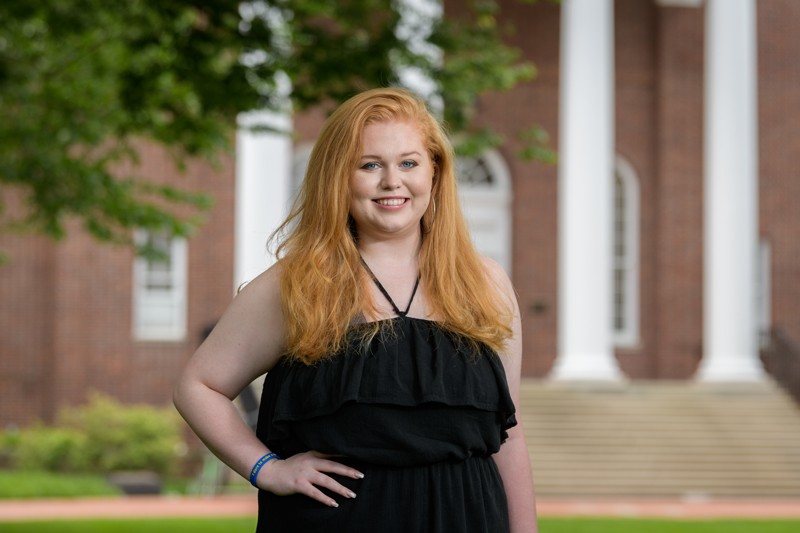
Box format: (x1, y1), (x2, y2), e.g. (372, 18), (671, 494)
(1, 0), (799, 507)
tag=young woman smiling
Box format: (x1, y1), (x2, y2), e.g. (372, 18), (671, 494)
(174, 87), (538, 532)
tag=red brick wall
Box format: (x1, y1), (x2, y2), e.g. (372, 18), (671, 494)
(759, 0), (800, 350)
(649, 5), (706, 378)
(0, 142), (235, 425)
(0, 222), (55, 423)
(473, 1), (708, 378)
(613, 0), (659, 378)
(463, 0), (562, 377)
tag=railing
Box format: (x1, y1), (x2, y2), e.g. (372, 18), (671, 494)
(761, 328), (800, 405)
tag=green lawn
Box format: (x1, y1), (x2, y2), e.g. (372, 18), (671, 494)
(0, 517), (257, 532)
(1, 518), (799, 532)
(0, 470), (193, 499)
(543, 518), (800, 532)
(0, 471), (121, 499)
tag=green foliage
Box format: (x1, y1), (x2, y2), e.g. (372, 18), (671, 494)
(0, 1), (241, 250)
(2, 393), (184, 476)
(431, 5), (535, 133)
(60, 393), (183, 475)
(4, 426), (89, 472)
(517, 124), (558, 163)
(0, 0), (552, 252)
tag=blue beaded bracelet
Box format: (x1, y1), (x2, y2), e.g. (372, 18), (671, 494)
(249, 452), (280, 487)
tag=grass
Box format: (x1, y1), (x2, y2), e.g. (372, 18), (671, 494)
(542, 518), (800, 532)
(0, 470), (196, 499)
(0, 518), (256, 532)
(1, 518), (799, 532)
(0, 471), (121, 499)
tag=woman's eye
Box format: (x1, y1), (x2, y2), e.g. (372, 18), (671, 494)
(361, 161), (379, 170)
(401, 160), (418, 169)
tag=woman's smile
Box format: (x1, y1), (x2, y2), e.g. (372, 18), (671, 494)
(374, 197), (408, 207)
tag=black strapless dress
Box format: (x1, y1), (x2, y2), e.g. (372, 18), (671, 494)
(254, 316), (516, 532)
(255, 266), (516, 532)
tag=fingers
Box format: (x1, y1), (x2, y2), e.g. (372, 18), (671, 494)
(258, 452), (365, 508)
(311, 454), (366, 481)
(304, 470), (357, 507)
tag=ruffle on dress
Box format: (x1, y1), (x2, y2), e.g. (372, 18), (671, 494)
(257, 318), (517, 466)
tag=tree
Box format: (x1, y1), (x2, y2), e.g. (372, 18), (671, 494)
(0, 0), (550, 256)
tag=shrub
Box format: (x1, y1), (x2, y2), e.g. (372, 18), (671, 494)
(0, 430), (20, 467)
(3, 393), (184, 477)
(9, 425), (89, 472)
(60, 393), (183, 476)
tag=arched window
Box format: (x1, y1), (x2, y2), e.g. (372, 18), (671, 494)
(456, 149), (512, 274)
(613, 156), (640, 347)
(457, 156), (495, 186)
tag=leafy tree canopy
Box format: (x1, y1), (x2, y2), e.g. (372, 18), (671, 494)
(0, 0), (551, 255)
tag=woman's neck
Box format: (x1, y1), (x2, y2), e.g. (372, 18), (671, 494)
(357, 229), (422, 271)
(357, 229), (424, 320)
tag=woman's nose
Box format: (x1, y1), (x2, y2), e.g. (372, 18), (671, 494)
(380, 168), (401, 189)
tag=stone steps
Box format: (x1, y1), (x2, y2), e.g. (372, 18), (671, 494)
(519, 379), (800, 499)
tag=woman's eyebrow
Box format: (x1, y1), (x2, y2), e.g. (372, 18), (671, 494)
(359, 151), (422, 159)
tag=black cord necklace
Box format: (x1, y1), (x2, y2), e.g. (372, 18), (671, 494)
(359, 256), (420, 318)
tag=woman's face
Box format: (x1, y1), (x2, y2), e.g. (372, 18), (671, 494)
(349, 119), (434, 242)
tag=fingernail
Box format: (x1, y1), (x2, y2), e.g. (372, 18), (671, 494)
(330, 500), (339, 508)
(348, 491), (357, 499)
(356, 472), (365, 479)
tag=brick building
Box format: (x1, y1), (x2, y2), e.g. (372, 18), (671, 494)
(470, 0), (797, 382)
(2, 0), (798, 426)
(0, 144), (236, 425)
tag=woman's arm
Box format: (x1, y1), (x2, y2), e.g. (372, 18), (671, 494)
(173, 264), (363, 507)
(482, 258), (539, 533)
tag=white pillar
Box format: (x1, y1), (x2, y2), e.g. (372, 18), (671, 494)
(552, 0), (621, 380)
(699, 0), (763, 380)
(234, 111), (292, 290)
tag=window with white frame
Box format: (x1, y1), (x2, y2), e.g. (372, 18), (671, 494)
(133, 232), (188, 341)
(456, 156), (495, 186)
(455, 150), (512, 274)
(612, 157), (640, 347)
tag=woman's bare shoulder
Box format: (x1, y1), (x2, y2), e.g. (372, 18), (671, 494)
(237, 260), (284, 296)
(210, 261), (287, 365)
(478, 256), (511, 287)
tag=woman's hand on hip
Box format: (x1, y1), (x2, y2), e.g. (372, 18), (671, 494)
(256, 451), (364, 507)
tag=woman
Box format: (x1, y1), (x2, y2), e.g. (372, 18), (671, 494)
(174, 87), (537, 532)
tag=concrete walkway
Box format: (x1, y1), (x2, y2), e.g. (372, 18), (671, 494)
(0, 495), (799, 522)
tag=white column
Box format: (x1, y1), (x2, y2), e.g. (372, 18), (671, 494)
(699, 0), (763, 380)
(234, 111), (292, 290)
(552, 0), (621, 380)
